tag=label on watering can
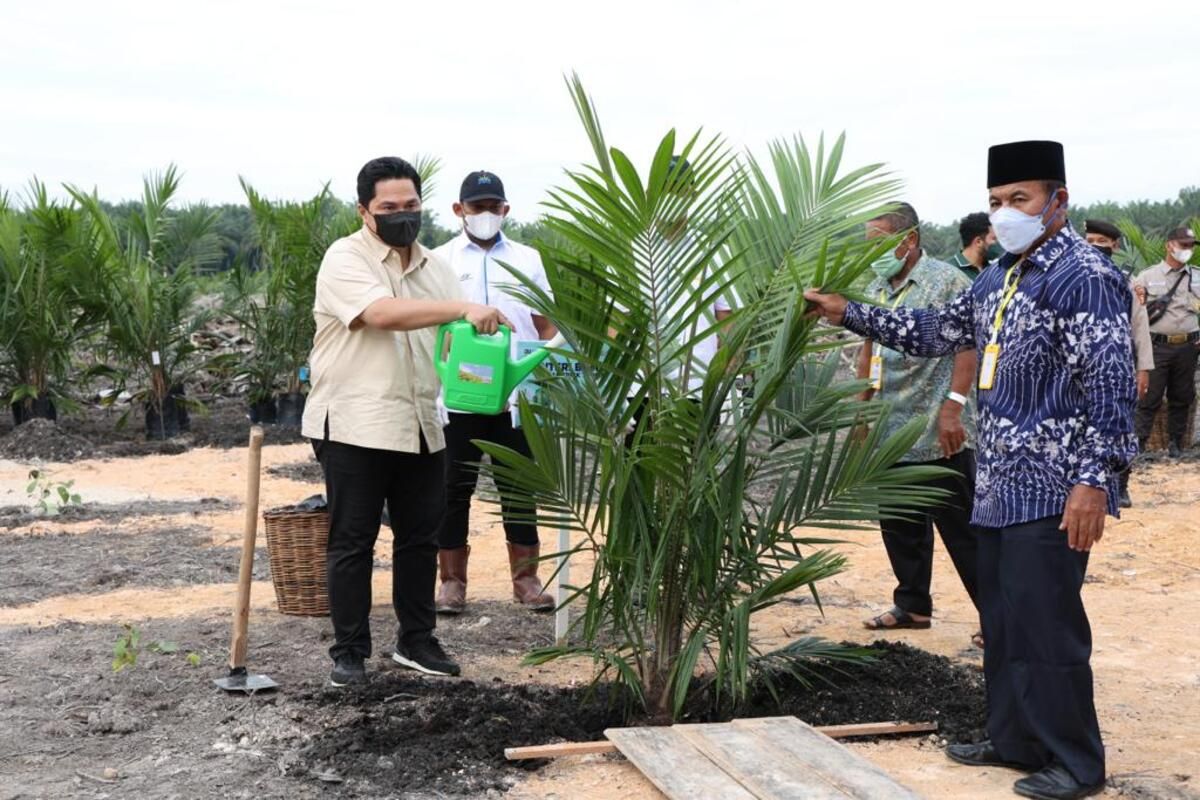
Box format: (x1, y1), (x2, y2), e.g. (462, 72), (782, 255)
(456, 363), (494, 385)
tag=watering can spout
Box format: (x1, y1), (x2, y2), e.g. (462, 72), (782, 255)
(503, 332), (567, 396)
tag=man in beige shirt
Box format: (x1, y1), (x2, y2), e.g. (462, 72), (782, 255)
(1084, 219), (1154, 506)
(1132, 225), (1200, 458)
(302, 156), (507, 686)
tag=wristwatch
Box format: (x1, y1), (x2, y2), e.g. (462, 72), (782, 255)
(946, 391), (968, 406)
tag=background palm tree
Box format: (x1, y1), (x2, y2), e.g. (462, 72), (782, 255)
(0, 182), (89, 424)
(69, 165), (223, 438)
(475, 76), (948, 721)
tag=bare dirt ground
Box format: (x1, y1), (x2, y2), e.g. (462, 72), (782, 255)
(0, 439), (1196, 799)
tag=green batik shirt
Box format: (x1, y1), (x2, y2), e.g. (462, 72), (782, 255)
(865, 254), (976, 463)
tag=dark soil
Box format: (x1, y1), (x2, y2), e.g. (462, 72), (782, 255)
(0, 497), (234, 530)
(266, 459), (323, 484)
(0, 604), (993, 800)
(0, 525), (265, 606)
(0, 396), (308, 463)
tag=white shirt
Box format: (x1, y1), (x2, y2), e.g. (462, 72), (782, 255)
(433, 230), (552, 346)
(433, 230), (554, 417)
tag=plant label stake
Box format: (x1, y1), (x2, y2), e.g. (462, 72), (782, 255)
(214, 426), (278, 693)
(513, 338), (580, 644)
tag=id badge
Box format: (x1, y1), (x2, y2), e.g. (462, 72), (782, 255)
(869, 355), (883, 391)
(979, 343), (1000, 390)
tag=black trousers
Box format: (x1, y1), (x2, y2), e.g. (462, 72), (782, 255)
(880, 448), (980, 616)
(440, 412), (538, 550)
(1135, 341), (1199, 446)
(977, 515), (1104, 786)
(314, 434), (444, 661)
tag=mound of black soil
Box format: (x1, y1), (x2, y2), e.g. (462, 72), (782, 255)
(0, 418), (94, 462)
(733, 641), (987, 741)
(289, 640), (986, 795)
(291, 678), (629, 795)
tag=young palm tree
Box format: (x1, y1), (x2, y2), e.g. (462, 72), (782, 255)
(474, 77), (947, 720)
(68, 166), (223, 438)
(238, 180), (359, 422)
(0, 182), (89, 424)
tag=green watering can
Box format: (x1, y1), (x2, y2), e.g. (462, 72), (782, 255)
(435, 320), (566, 414)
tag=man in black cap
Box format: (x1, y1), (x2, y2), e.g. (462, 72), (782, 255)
(805, 140), (1136, 799)
(431, 171), (558, 614)
(951, 211), (1001, 280)
(1131, 225), (1200, 457)
(1085, 220), (1154, 506)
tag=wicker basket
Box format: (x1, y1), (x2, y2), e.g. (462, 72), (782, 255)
(263, 508), (330, 616)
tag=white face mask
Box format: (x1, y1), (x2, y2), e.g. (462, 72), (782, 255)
(464, 211), (503, 240)
(1172, 247), (1194, 264)
(990, 195), (1058, 255)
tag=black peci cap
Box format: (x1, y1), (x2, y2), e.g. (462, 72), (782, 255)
(987, 140), (1065, 188)
(459, 171), (506, 203)
(1085, 219), (1121, 240)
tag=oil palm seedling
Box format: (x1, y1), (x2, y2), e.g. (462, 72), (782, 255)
(0, 182), (90, 424)
(68, 165), (224, 438)
(474, 76), (948, 721)
(237, 180), (358, 424)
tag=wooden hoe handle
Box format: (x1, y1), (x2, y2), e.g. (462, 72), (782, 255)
(229, 426), (265, 671)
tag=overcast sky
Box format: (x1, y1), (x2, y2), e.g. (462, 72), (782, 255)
(3, 0), (1197, 227)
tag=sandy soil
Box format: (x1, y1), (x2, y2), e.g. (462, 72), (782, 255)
(0, 443), (1196, 799)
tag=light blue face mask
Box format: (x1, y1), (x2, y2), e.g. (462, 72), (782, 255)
(990, 193), (1059, 254)
(870, 244), (910, 280)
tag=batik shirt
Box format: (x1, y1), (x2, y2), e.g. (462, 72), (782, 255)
(864, 254), (976, 464)
(843, 225), (1137, 528)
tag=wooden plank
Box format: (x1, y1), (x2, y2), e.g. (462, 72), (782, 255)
(506, 720), (936, 760)
(674, 722), (854, 800)
(732, 717), (923, 800)
(813, 721), (937, 739)
(503, 740), (617, 760)
(604, 726), (757, 800)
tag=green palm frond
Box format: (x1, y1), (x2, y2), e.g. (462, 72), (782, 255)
(471, 78), (948, 720)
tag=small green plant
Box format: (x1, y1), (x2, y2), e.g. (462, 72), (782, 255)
(26, 469), (82, 516)
(185, 652), (202, 667)
(149, 640), (178, 654)
(112, 624), (141, 672)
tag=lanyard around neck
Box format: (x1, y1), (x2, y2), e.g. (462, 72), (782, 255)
(990, 259), (1026, 342)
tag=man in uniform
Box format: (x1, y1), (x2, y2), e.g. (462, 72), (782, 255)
(1132, 226), (1200, 457)
(1084, 219), (1154, 506)
(432, 171), (557, 615)
(805, 141), (1135, 800)
(303, 156), (508, 686)
(856, 202), (981, 645)
(950, 211), (1001, 280)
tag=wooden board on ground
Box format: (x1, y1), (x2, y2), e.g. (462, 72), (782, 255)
(504, 720), (937, 760)
(603, 726), (758, 800)
(604, 716), (923, 800)
(732, 717), (924, 799)
(673, 722), (855, 800)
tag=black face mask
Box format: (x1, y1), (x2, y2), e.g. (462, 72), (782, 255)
(1092, 244), (1114, 258)
(373, 211), (422, 248)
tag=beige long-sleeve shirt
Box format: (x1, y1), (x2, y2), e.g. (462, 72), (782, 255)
(301, 227), (462, 453)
